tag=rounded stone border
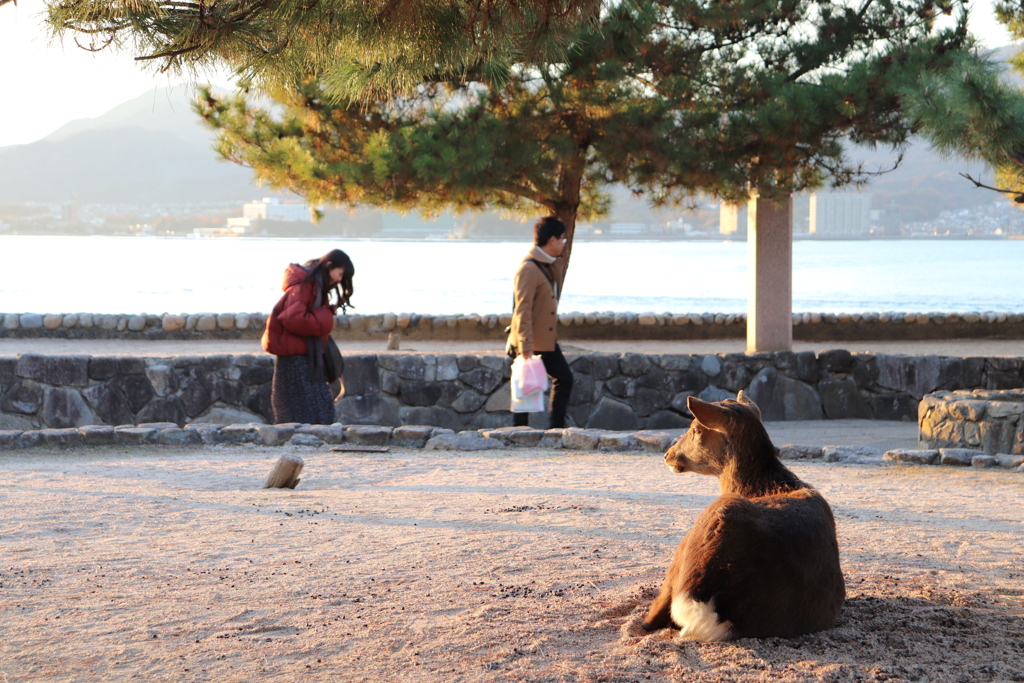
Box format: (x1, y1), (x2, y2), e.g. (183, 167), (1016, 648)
(4, 309), (1024, 342)
(3, 423), (1022, 472)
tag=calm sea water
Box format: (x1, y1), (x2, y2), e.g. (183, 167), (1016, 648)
(1, 235), (1022, 315)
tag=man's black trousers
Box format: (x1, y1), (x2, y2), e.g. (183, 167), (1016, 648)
(512, 343), (574, 429)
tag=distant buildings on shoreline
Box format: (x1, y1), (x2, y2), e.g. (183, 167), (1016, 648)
(4, 192), (1024, 239)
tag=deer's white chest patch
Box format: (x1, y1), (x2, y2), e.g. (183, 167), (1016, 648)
(670, 594), (733, 642)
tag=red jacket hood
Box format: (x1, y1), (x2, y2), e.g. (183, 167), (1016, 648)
(282, 263), (308, 291)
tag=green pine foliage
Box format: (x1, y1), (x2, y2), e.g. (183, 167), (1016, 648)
(46, 0), (600, 100)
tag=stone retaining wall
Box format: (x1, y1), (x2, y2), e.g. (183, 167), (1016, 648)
(3, 350), (1023, 433)
(919, 389), (1024, 454)
(4, 310), (1024, 341)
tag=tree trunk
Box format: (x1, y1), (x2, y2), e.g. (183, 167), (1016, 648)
(264, 454), (304, 489)
(552, 166), (584, 298)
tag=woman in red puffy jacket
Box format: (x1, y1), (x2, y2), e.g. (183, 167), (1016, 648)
(262, 249), (354, 424)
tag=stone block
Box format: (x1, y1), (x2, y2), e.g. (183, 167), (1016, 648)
(868, 392), (916, 422)
(875, 354), (942, 399)
(295, 423), (345, 444)
(820, 349), (853, 373)
(508, 429), (547, 447)
(195, 314), (218, 332)
(883, 449), (939, 465)
(459, 367), (502, 395)
(396, 355), (427, 380)
(241, 365), (274, 386)
(398, 406), (464, 431)
(425, 432), (504, 451)
(619, 354), (652, 377)
(290, 433), (323, 447)
(217, 314), (235, 330)
(82, 381), (136, 426)
(562, 428), (606, 451)
(633, 387), (668, 418)
(778, 444), (823, 460)
(717, 362), (750, 392)
(16, 355), (90, 387)
(337, 395), (401, 426)
(451, 389), (487, 414)
(484, 383), (511, 412)
(605, 376), (634, 399)
(153, 428), (203, 446)
(136, 397), (186, 427)
(2, 380), (43, 415)
(40, 428), (85, 448)
(127, 315), (147, 332)
(391, 425), (435, 447)
(698, 385), (735, 403)
(657, 355), (691, 372)
(600, 433), (640, 451)
(644, 410), (691, 430)
(345, 425), (392, 446)
(586, 397), (637, 431)
(76, 425), (116, 445)
(118, 358), (148, 375)
(700, 356), (722, 377)
(979, 420), (1017, 455)
(163, 315), (186, 332)
(42, 388), (95, 428)
(746, 368), (824, 422)
(114, 427), (157, 444)
(380, 369), (401, 395)
(538, 428), (565, 449)
(0, 430), (25, 448)
(400, 381), (443, 407)
(972, 454), (998, 468)
(634, 430), (675, 453)
(947, 400), (988, 421)
(590, 355), (619, 381)
(819, 378), (872, 420)
(821, 445), (884, 463)
(3, 313), (19, 330)
(996, 453), (1024, 469)
(938, 448), (979, 467)
(339, 355), (381, 397)
(192, 406), (266, 425)
(88, 357), (119, 381)
(19, 314), (43, 329)
(255, 425), (295, 446)
(13, 431), (42, 449)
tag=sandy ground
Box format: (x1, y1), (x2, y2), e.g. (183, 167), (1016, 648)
(2, 338), (1024, 358)
(2, 445), (1022, 683)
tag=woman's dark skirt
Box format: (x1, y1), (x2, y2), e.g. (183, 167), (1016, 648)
(271, 354), (335, 425)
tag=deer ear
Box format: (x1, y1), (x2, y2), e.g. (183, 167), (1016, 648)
(736, 390), (762, 422)
(686, 396), (731, 432)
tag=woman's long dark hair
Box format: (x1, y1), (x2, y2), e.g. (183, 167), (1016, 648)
(304, 249), (355, 312)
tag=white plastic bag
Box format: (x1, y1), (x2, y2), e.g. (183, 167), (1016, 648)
(511, 356), (548, 412)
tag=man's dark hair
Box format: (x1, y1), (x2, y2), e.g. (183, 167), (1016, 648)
(533, 216), (567, 246)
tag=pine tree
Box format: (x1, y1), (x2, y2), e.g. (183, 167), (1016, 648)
(45, 0), (600, 99)
(197, 1), (991, 289)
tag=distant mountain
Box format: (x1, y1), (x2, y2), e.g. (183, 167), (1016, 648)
(43, 86), (216, 147)
(0, 87), (275, 204)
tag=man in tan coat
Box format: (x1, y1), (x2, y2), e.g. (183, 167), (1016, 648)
(510, 216), (574, 428)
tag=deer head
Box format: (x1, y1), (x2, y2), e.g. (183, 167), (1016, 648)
(664, 391), (763, 477)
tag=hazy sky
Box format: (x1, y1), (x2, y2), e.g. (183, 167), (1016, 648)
(0, 1), (1018, 149)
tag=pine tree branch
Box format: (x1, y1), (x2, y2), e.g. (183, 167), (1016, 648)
(960, 172), (1024, 202)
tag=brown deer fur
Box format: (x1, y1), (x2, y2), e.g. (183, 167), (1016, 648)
(642, 391), (845, 641)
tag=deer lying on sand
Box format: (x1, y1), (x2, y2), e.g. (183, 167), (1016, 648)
(642, 391), (845, 641)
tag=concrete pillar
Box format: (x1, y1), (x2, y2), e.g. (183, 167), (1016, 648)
(747, 192), (793, 353)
